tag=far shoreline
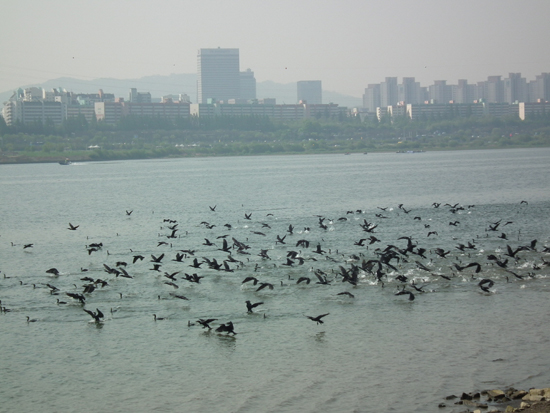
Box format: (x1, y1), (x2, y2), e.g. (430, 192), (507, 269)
(1, 145), (548, 166)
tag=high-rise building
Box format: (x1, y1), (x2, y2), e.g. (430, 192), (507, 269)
(504, 73), (527, 104)
(197, 48), (240, 104)
(380, 77), (398, 107)
(528, 72), (550, 102)
(485, 76), (504, 103)
(129, 88), (152, 103)
(297, 80), (322, 104)
(399, 77), (421, 104)
(429, 80), (452, 104)
(240, 69), (256, 100)
(453, 79), (475, 104)
(363, 84), (381, 112)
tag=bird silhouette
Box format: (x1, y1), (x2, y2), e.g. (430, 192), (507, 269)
(246, 300), (264, 312)
(306, 313), (329, 325)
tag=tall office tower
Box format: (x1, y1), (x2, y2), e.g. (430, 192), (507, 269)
(504, 73), (527, 103)
(529, 72), (550, 102)
(454, 79), (474, 104)
(429, 80), (452, 104)
(380, 77), (398, 107)
(240, 68), (256, 100)
(399, 77), (421, 104)
(197, 48), (240, 104)
(484, 76), (504, 103)
(297, 80), (322, 104)
(363, 84), (381, 112)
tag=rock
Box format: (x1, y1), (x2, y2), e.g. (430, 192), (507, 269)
(463, 400), (488, 408)
(488, 389), (506, 401)
(462, 392), (474, 400)
(520, 401), (531, 409)
(504, 406), (516, 412)
(529, 388), (545, 396)
(511, 390), (528, 400)
(445, 394), (457, 400)
(522, 394), (545, 402)
(438, 403), (446, 408)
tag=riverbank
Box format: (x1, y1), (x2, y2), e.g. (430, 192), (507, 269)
(1, 143), (549, 165)
(439, 387), (550, 412)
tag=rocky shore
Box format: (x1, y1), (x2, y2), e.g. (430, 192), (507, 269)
(439, 387), (550, 412)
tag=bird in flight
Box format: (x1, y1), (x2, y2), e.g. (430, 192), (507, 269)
(305, 313), (329, 325)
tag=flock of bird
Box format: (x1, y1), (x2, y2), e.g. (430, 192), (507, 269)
(2, 199), (549, 336)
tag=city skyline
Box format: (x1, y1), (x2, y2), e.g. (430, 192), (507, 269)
(1, 0), (549, 99)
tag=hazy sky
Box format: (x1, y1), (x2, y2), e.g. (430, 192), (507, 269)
(1, 0), (549, 97)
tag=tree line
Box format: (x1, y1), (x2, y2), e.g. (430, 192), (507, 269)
(1, 111), (549, 163)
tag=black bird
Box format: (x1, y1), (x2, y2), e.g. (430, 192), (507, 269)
(244, 213), (252, 220)
(68, 223), (79, 230)
(66, 292), (86, 304)
(209, 205), (217, 211)
(395, 288), (415, 301)
(24, 243), (33, 249)
(170, 293), (189, 300)
(46, 268), (60, 276)
(306, 313), (329, 325)
(275, 235), (286, 244)
(151, 253), (165, 263)
(256, 282), (274, 292)
(505, 245), (525, 258)
(432, 272), (451, 281)
(153, 314), (166, 321)
(126, 210), (133, 216)
(434, 248), (451, 258)
(190, 258), (203, 268)
(296, 239), (310, 248)
(313, 244), (326, 254)
(453, 262), (481, 273)
(337, 291), (355, 298)
(246, 300), (264, 312)
(315, 271), (331, 285)
(84, 308), (104, 323)
(218, 238), (231, 253)
(197, 318), (217, 329)
(133, 255), (145, 263)
(173, 252), (185, 262)
(478, 278), (494, 293)
(184, 273), (203, 283)
(242, 276), (259, 285)
(258, 249), (271, 259)
(216, 321), (237, 335)
(297, 277), (311, 284)
(164, 281), (179, 289)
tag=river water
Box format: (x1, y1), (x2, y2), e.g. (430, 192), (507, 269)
(1, 148), (549, 413)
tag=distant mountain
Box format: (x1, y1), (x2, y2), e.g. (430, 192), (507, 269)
(0, 74), (362, 108)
